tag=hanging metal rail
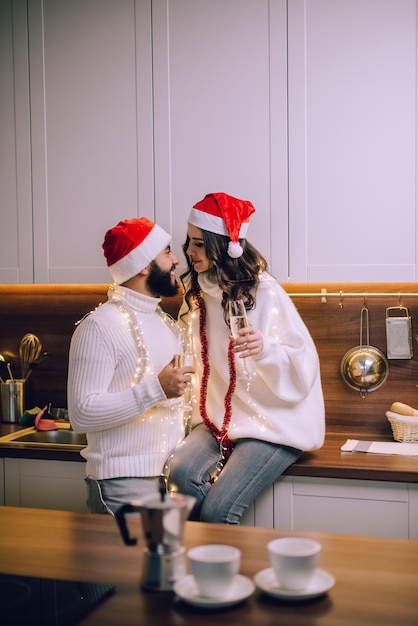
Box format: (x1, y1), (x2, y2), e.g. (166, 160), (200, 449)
(289, 292), (418, 298)
(287, 289), (418, 303)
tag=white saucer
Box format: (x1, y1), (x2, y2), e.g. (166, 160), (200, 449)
(173, 574), (255, 608)
(254, 567), (335, 601)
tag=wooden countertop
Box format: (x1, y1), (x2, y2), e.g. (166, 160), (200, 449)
(0, 506), (417, 626)
(1, 423), (417, 482)
(291, 431), (418, 483)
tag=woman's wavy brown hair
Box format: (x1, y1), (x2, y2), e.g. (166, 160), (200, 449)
(180, 230), (268, 326)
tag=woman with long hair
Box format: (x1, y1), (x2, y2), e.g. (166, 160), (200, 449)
(167, 192), (325, 524)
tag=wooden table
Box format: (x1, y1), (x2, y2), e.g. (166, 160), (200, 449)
(0, 506), (417, 625)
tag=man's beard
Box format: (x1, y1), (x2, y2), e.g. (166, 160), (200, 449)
(147, 260), (178, 297)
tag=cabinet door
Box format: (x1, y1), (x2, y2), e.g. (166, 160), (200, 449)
(291, 477), (409, 539)
(0, 0), (33, 283)
(409, 483), (418, 540)
(288, 0), (417, 281)
(27, 0), (154, 283)
(4, 458), (89, 513)
(151, 0), (289, 280)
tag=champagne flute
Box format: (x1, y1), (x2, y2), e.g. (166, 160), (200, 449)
(228, 299), (252, 380)
(163, 349), (194, 493)
(174, 325), (195, 433)
(174, 319), (195, 368)
(174, 353), (194, 368)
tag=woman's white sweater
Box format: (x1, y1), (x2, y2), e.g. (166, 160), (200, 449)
(67, 285), (185, 480)
(179, 273), (325, 452)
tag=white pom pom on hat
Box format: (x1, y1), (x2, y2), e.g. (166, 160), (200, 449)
(227, 241), (244, 258)
(102, 217), (171, 284)
(188, 192), (255, 258)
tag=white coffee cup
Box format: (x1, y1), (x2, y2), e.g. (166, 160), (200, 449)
(187, 544), (241, 598)
(267, 537), (321, 590)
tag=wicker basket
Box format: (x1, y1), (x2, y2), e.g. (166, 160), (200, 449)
(386, 411), (418, 443)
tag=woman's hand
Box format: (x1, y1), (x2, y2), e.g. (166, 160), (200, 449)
(230, 325), (263, 358)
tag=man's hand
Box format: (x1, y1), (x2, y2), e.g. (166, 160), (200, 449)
(158, 356), (195, 398)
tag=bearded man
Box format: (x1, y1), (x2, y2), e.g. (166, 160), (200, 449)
(68, 218), (194, 514)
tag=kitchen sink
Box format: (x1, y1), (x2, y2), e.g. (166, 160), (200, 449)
(0, 425), (87, 449)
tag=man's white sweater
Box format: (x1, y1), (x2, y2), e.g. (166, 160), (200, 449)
(68, 285), (185, 479)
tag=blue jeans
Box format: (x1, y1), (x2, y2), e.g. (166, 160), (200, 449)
(85, 476), (161, 515)
(166, 424), (302, 524)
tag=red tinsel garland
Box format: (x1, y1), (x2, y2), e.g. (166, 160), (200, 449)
(196, 291), (235, 459)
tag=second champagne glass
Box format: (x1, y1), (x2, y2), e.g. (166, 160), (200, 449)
(228, 299), (252, 380)
(174, 323), (195, 433)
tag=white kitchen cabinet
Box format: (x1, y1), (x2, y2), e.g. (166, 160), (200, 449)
(2, 0), (417, 284)
(3, 0), (287, 282)
(28, 0), (155, 283)
(1, 0), (155, 284)
(4, 457), (89, 513)
(288, 0), (417, 282)
(289, 477), (409, 539)
(3, 455), (417, 536)
(0, 0), (32, 283)
(151, 0), (289, 278)
(149, 0), (418, 282)
(242, 476), (416, 540)
(409, 483), (418, 540)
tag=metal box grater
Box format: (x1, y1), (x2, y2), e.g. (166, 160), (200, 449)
(385, 306), (413, 359)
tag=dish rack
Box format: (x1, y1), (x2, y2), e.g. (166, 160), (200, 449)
(386, 411), (418, 443)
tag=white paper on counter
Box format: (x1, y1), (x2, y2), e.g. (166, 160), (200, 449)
(341, 439), (418, 456)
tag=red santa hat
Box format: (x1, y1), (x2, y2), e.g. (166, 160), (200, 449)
(188, 192), (255, 258)
(102, 217), (171, 284)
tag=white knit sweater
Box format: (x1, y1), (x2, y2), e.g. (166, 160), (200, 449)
(179, 273), (325, 451)
(67, 285), (186, 479)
